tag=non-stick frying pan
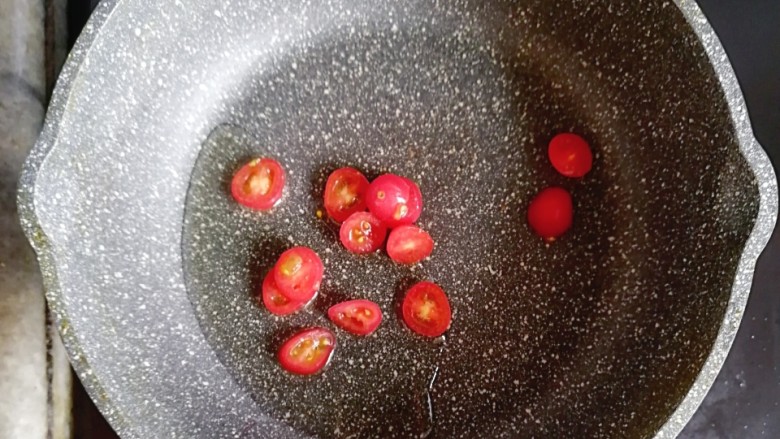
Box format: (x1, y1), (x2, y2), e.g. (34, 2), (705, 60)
(19, 0), (778, 437)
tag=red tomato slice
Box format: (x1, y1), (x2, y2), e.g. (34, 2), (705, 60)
(327, 299), (383, 336)
(548, 133), (593, 178)
(402, 282), (452, 337)
(273, 247), (324, 302)
(386, 225), (434, 264)
(231, 158), (285, 210)
(339, 212), (388, 254)
(527, 187), (573, 242)
(324, 167), (370, 223)
(365, 174), (422, 228)
(277, 327), (336, 375)
(260, 271), (306, 316)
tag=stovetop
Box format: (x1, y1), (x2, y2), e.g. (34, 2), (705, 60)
(66, 1), (779, 438)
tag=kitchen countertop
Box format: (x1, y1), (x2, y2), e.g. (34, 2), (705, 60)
(0, 0), (72, 436)
(0, 0), (48, 434)
(25, 0), (780, 437)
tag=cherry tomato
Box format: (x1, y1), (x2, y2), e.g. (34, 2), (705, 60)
(273, 247), (324, 302)
(365, 174), (422, 228)
(527, 187), (573, 241)
(327, 299), (383, 336)
(339, 212), (388, 254)
(277, 327), (336, 375)
(403, 177), (423, 215)
(548, 133), (593, 178)
(401, 281), (452, 337)
(231, 158), (285, 210)
(386, 225), (434, 264)
(260, 271), (305, 316)
(323, 167), (370, 223)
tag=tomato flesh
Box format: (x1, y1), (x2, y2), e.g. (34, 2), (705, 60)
(273, 247), (324, 302)
(401, 282), (452, 337)
(260, 271), (306, 316)
(527, 187), (573, 241)
(548, 133), (593, 178)
(278, 328), (336, 375)
(327, 299), (383, 336)
(231, 158), (285, 210)
(386, 225), (434, 264)
(365, 174), (422, 228)
(339, 212), (388, 254)
(324, 167), (370, 223)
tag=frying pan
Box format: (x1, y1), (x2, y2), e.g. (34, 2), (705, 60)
(18, 0), (778, 437)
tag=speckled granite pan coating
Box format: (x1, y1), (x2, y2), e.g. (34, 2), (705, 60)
(17, 0), (778, 438)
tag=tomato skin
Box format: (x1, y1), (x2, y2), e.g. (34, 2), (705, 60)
(527, 187), (573, 241)
(386, 225), (434, 264)
(365, 174), (422, 228)
(401, 282), (452, 337)
(339, 212), (388, 254)
(260, 271), (306, 316)
(324, 167), (370, 223)
(273, 247), (324, 302)
(327, 300), (383, 336)
(402, 177), (423, 223)
(548, 133), (593, 178)
(231, 158), (285, 210)
(277, 328), (336, 375)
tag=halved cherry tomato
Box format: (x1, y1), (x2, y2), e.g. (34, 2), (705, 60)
(339, 212), (388, 254)
(401, 282), (452, 337)
(231, 158), (285, 210)
(327, 299), (383, 336)
(277, 327), (336, 375)
(527, 187), (573, 241)
(324, 167), (370, 223)
(365, 174), (422, 228)
(260, 271), (305, 316)
(273, 247), (324, 302)
(548, 133), (593, 178)
(386, 225), (434, 264)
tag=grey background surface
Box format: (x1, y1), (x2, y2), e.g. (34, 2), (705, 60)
(64, 0), (779, 437)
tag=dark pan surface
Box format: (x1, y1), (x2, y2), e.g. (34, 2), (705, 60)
(183, 9), (757, 437)
(18, 0), (776, 438)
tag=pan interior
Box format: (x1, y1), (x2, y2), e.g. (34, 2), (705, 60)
(181, 4), (759, 438)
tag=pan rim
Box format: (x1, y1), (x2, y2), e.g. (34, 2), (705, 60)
(16, 0), (778, 438)
(651, 1), (778, 438)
